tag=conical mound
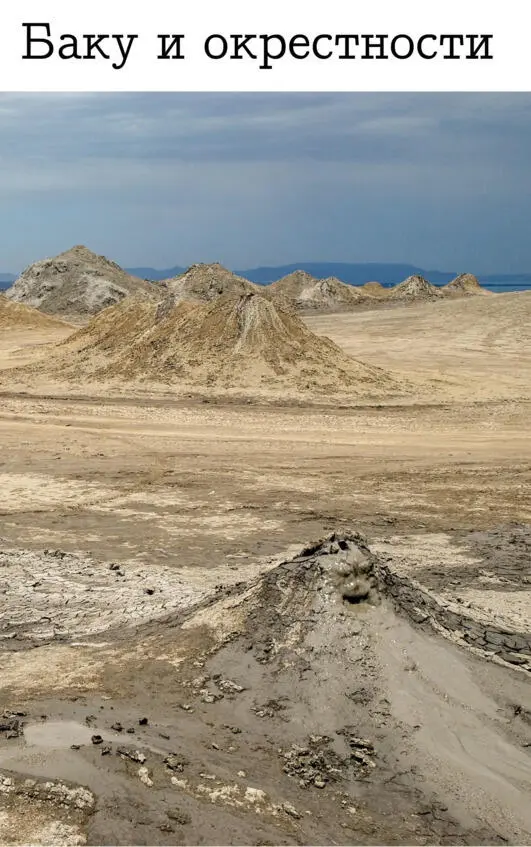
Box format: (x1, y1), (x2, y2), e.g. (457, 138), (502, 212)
(443, 273), (489, 296)
(362, 281), (388, 298)
(269, 270), (317, 299)
(162, 263), (260, 307)
(388, 275), (442, 301)
(33, 293), (406, 399)
(0, 293), (70, 329)
(5, 245), (159, 318)
(269, 271), (371, 312)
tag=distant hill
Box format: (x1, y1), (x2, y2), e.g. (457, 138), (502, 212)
(3, 261), (531, 292)
(124, 262), (531, 290)
(0, 273), (15, 289)
(127, 265), (186, 281)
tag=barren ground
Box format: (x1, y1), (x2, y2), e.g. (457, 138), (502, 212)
(1, 293), (530, 845)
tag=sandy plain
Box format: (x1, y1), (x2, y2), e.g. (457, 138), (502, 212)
(0, 291), (530, 845)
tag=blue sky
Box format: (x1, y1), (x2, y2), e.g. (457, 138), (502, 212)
(1, 92), (530, 273)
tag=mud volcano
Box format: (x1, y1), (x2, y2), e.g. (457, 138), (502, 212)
(0, 294), (71, 330)
(162, 262), (260, 306)
(4, 245), (159, 318)
(388, 275), (442, 301)
(269, 270), (372, 312)
(24, 292), (407, 398)
(1, 531), (530, 844)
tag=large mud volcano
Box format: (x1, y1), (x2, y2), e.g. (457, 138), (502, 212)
(16, 292), (408, 399)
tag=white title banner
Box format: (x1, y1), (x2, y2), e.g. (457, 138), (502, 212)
(0, 0), (529, 92)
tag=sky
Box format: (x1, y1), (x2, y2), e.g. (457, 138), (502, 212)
(1, 92), (530, 274)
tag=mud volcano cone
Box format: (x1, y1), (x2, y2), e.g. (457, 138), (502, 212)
(0, 293), (70, 329)
(31, 292), (407, 398)
(269, 270), (372, 312)
(388, 275), (442, 301)
(4, 245), (160, 318)
(162, 262), (260, 307)
(443, 273), (488, 296)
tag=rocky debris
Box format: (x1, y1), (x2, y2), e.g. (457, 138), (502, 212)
(388, 275), (443, 301)
(116, 747), (146, 764)
(138, 766), (154, 787)
(337, 727), (376, 770)
(164, 754), (189, 773)
(443, 273), (488, 297)
(346, 687), (374, 706)
(214, 677), (246, 696)
(5, 245), (160, 318)
(200, 688), (224, 704)
(34, 291), (406, 399)
(251, 699), (288, 719)
(280, 737), (345, 788)
(280, 802), (302, 819)
(0, 771), (95, 810)
(0, 711), (25, 739)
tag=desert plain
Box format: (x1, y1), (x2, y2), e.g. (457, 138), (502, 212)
(0, 269), (530, 846)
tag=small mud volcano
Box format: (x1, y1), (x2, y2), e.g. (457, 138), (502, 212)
(294, 532), (380, 604)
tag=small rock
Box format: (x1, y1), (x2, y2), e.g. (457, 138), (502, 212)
(139, 717), (149, 726)
(138, 766), (153, 787)
(237, 770), (247, 778)
(117, 746), (146, 764)
(500, 651), (528, 666)
(110, 722), (123, 733)
(101, 744), (112, 756)
(167, 809), (191, 825)
(91, 734), (103, 745)
(282, 802), (301, 819)
(164, 753), (189, 772)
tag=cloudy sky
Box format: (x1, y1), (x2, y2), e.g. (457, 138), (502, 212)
(1, 92), (530, 273)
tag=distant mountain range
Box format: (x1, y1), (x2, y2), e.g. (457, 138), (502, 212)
(1, 263), (530, 291)
(0, 273), (15, 288)
(124, 262), (531, 288)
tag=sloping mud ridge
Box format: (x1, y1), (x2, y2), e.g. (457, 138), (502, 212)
(1, 532), (531, 845)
